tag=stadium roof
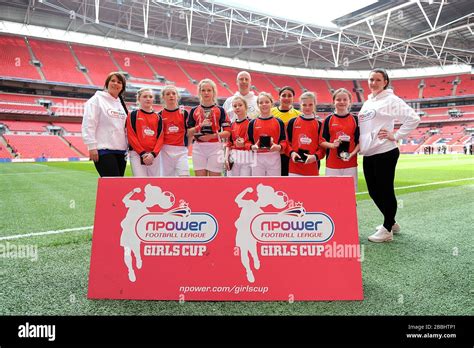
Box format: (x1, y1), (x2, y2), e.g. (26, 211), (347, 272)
(0, 0), (473, 70)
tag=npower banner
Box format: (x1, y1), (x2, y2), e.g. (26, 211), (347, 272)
(88, 177), (363, 301)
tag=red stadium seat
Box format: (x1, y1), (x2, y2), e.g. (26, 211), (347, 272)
(71, 44), (119, 86)
(3, 134), (82, 158)
(0, 35), (41, 80)
(29, 39), (89, 85)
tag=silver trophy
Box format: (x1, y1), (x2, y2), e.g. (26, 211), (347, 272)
(338, 134), (350, 160)
(194, 110), (214, 138)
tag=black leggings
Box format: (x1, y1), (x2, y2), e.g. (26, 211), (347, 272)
(363, 148), (400, 231)
(94, 153), (127, 177)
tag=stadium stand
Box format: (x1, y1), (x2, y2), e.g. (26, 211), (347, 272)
(71, 44), (119, 86)
(0, 35), (41, 80)
(111, 50), (155, 80)
(0, 142), (13, 158)
(0, 120), (49, 132)
(177, 61), (231, 96)
(0, 93), (42, 104)
(249, 72), (278, 94)
(296, 77), (332, 103)
(422, 76), (455, 98)
(52, 122), (82, 133)
(0, 103), (48, 115)
(455, 74), (474, 96)
(63, 135), (88, 156)
(28, 39), (89, 85)
(207, 65), (239, 94)
(3, 134), (81, 158)
(391, 79), (421, 100)
(145, 55), (195, 92)
(0, 33), (473, 158)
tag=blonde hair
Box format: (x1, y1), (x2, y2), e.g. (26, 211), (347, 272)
(300, 91), (317, 104)
(232, 96), (248, 110)
(136, 88), (154, 105)
(332, 88), (352, 103)
(161, 85), (180, 107)
(257, 92), (274, 105)
(197, 78), (218, 105)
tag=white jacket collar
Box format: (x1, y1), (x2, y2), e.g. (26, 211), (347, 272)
(369, 88), (393, 100)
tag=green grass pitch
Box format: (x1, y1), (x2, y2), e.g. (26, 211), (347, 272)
(0, 154), (472, 315)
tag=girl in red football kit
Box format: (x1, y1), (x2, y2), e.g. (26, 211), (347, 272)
(126, 88), (163, 177)
(187, 79), (231, 176)
(321, 88), (360, 191)
(225, 96), (252, 176)
(158, 85), (190, 176)
(286, 91), (325, 176)
(246, 92), (287, 176)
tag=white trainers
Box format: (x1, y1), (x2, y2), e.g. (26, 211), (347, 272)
(375, 223), (401, 234)
(368, 226), (393, 243)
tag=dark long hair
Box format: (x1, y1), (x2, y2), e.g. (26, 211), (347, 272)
(104, 72), (128, 114)
(370, 68), (390, 90)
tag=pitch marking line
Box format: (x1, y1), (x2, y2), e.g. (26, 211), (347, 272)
(356, 177), (474, 195)
(1, 177), (472, 241)
(0, 226), (93, 241)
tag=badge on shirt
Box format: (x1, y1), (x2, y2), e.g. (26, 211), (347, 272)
(143, 127), (155, 137)
(168, 125), (179, 133)
(299, 134), (312, 145)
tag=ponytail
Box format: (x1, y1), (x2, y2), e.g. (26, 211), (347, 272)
(119, 95), (128, 115)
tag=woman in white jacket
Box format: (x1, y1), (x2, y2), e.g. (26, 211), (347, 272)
(358, 68), (420, 243)
(82, 72), (129, 177)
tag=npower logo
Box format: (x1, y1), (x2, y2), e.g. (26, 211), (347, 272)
(251, 211), (334, 243)
(136, 212), (218, 243)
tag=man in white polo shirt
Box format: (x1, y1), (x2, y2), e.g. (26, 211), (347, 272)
(223, 71), (259, 122)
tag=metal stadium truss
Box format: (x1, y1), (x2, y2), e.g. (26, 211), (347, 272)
(0, 0), (472, 70)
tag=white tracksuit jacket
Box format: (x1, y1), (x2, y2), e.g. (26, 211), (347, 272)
(358, 89), (420, 157)
(82, 91), (128, 151)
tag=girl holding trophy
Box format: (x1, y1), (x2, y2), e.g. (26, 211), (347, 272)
(158, 85), (190, 176)
(224, 96), (252, 176)
(245, 92), (287, 176)
(321, 88), (360, 190)
(286, 91), (326, 176)
(187, 79), (231, 176)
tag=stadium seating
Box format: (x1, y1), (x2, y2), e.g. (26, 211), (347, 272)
(111, 50), (155, 80)
(176, 60), (210, 83)
(145, 55), (196, 92)
(0, 35), (41, 80)
(207, 66), (239, 94)
(455, 74), (474, 96)
(296, 78), (332, 103)
(3, 134), (80, 158)
(53, 122), (82, 133)
(249, 72), (278, 94)
(28, 39), (89, 85)
(391, 79), (421, 100)
(0, 103), (48, 115)
(0, 93), (41, 104)
(71, 44), (119, 86)
(63, 135), (88, 156)
(0, 142), (13, 158)
(0, 120), (49, 132)
(422, 76), (455, 98)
